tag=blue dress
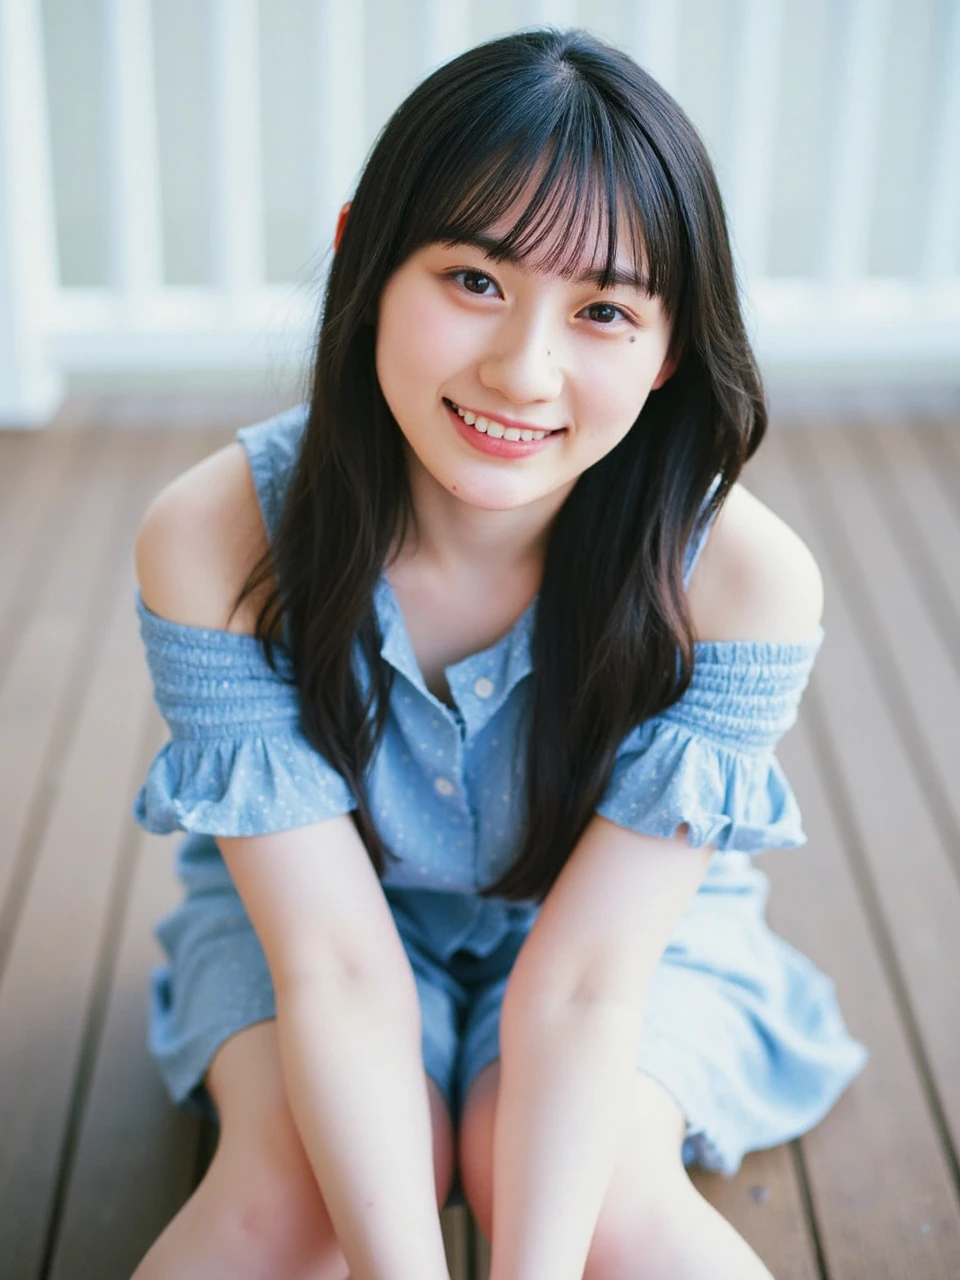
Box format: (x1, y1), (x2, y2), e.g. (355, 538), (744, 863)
(133, 404), (868, 1208)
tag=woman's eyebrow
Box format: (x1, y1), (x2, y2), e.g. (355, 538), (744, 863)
(439, 232), (653, 293)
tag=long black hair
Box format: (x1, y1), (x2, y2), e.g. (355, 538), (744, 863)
(232, 26), (766, 903)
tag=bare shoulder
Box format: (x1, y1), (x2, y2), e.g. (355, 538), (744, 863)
(134, 441), (272, 633)
(687, 482), (823, 643)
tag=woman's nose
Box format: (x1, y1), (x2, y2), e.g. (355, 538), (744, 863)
(477, 312), (563, 405)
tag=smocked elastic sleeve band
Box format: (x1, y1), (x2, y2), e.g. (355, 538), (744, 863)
(595, 630), (823, 855)
(132, 591), (356, 836)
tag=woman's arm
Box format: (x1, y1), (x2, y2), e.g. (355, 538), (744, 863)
(273, 971), (448, 1279)
(136, 459), (451, 1279)
(221, 823), (452, 1280)
(489, 819), (712, 1280)
(488, 490), (824, 1279)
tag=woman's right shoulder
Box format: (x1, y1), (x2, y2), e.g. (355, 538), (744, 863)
(135, 440), (271, 635)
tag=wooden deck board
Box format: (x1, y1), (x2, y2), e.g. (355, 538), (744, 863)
(1, 401), (958, 1278)
(43, 433), (227, 1280)
(804, 427), (960, 858)
(867, 428), (960, 665)
(752, 429), (960, 1278)
(0, 425), (219, 1277)
(0, 425), (90, 677)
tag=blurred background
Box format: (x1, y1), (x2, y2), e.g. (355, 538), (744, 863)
(1, 0), (959, 427)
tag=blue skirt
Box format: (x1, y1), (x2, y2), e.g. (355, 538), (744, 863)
(149, 833), (868, 1210)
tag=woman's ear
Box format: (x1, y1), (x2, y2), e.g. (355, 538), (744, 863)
(334, 201), (351, 253)
(651, 352), (679, 390)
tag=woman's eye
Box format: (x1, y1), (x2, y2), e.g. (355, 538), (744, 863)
(451, 269), (499, 296)
(584, 302), (625, 325)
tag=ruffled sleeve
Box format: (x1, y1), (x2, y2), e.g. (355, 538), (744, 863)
(595, 630), (824, 854)
(132, 590), (356, 836)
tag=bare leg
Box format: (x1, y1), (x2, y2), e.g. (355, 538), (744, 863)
(458, 1062), (774, 1280)
(132, 1021), (456, 1279)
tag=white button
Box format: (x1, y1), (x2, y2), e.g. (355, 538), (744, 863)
(473, 676), (495, 699)
(434, 776), (455, 796)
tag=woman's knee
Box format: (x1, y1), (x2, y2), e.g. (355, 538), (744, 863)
(131, 1110), (345, 1280)
(583, 1174), (692, 1280)
(198, 1133), (344, 1277)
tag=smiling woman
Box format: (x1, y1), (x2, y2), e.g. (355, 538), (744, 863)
(129, 25), (866, 1280)
(374, 219), (675, 516)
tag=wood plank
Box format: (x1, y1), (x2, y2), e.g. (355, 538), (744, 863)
(0, 404), (96, 679)
(44, 771), (202, 1280)
(802, 425), (960, 858)
(865, 425), (960, 645)
(42, 431), (226, 1279)
(748, 428), (960, 1277)
(767, 426), (960, 1149)
(0, 427), (212, 1278)
(779, 717), (960, 1279)
(442, 1205), (473, 1279)
(474, 1217), (490, 1278)
(0, 430), (33, 510)
(927, 419), (960, 517)
(0, 425), (120, 945)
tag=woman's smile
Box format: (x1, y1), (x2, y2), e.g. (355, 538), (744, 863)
(443, 397), (566, 459)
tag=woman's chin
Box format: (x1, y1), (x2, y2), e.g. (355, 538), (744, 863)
(443, 477), (548, 512)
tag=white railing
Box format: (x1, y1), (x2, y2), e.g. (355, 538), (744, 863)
(0, 0), (958, 426)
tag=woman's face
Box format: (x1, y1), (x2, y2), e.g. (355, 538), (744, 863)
(375, 205), (676, 514)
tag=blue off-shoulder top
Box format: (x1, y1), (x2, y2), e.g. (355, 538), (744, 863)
(133, 404), (823, 902)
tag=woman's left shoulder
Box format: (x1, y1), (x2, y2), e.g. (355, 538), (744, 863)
(687, 482), (823, 643)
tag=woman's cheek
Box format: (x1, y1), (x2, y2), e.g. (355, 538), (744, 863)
(580, 366), (641, 432)
(393, 294), (471, 383)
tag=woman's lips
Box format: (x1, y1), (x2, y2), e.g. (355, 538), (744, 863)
(443, 399), (564, 459)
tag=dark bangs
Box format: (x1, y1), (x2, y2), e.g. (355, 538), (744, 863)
(378, 37), (688, 327)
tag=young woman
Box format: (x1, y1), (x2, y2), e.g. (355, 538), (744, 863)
(131, 26), (867, 1280)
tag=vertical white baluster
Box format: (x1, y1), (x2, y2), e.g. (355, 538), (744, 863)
(311, 0), (365, 259)
(822, 0), (892, 288)
(418, 0), (470, 74)
(629, 0), (682, 98)
(524, 0), (578, 28)
(0, 0), (62, 425)
(725, 0), (784, 282)
(101, 0), (163, 305)
(209, 0), (264, 295)
(921, 0), (960, 285)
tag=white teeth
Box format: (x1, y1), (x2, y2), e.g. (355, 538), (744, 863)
(451, 400), (550, 443)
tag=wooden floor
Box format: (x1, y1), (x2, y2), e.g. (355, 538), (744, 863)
(1, 393), (960, 1279)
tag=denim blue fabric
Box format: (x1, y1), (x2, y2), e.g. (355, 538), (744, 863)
(133, 404), (868, 1203)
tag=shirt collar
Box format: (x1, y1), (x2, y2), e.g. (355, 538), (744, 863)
(373, 575), (535, 728)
